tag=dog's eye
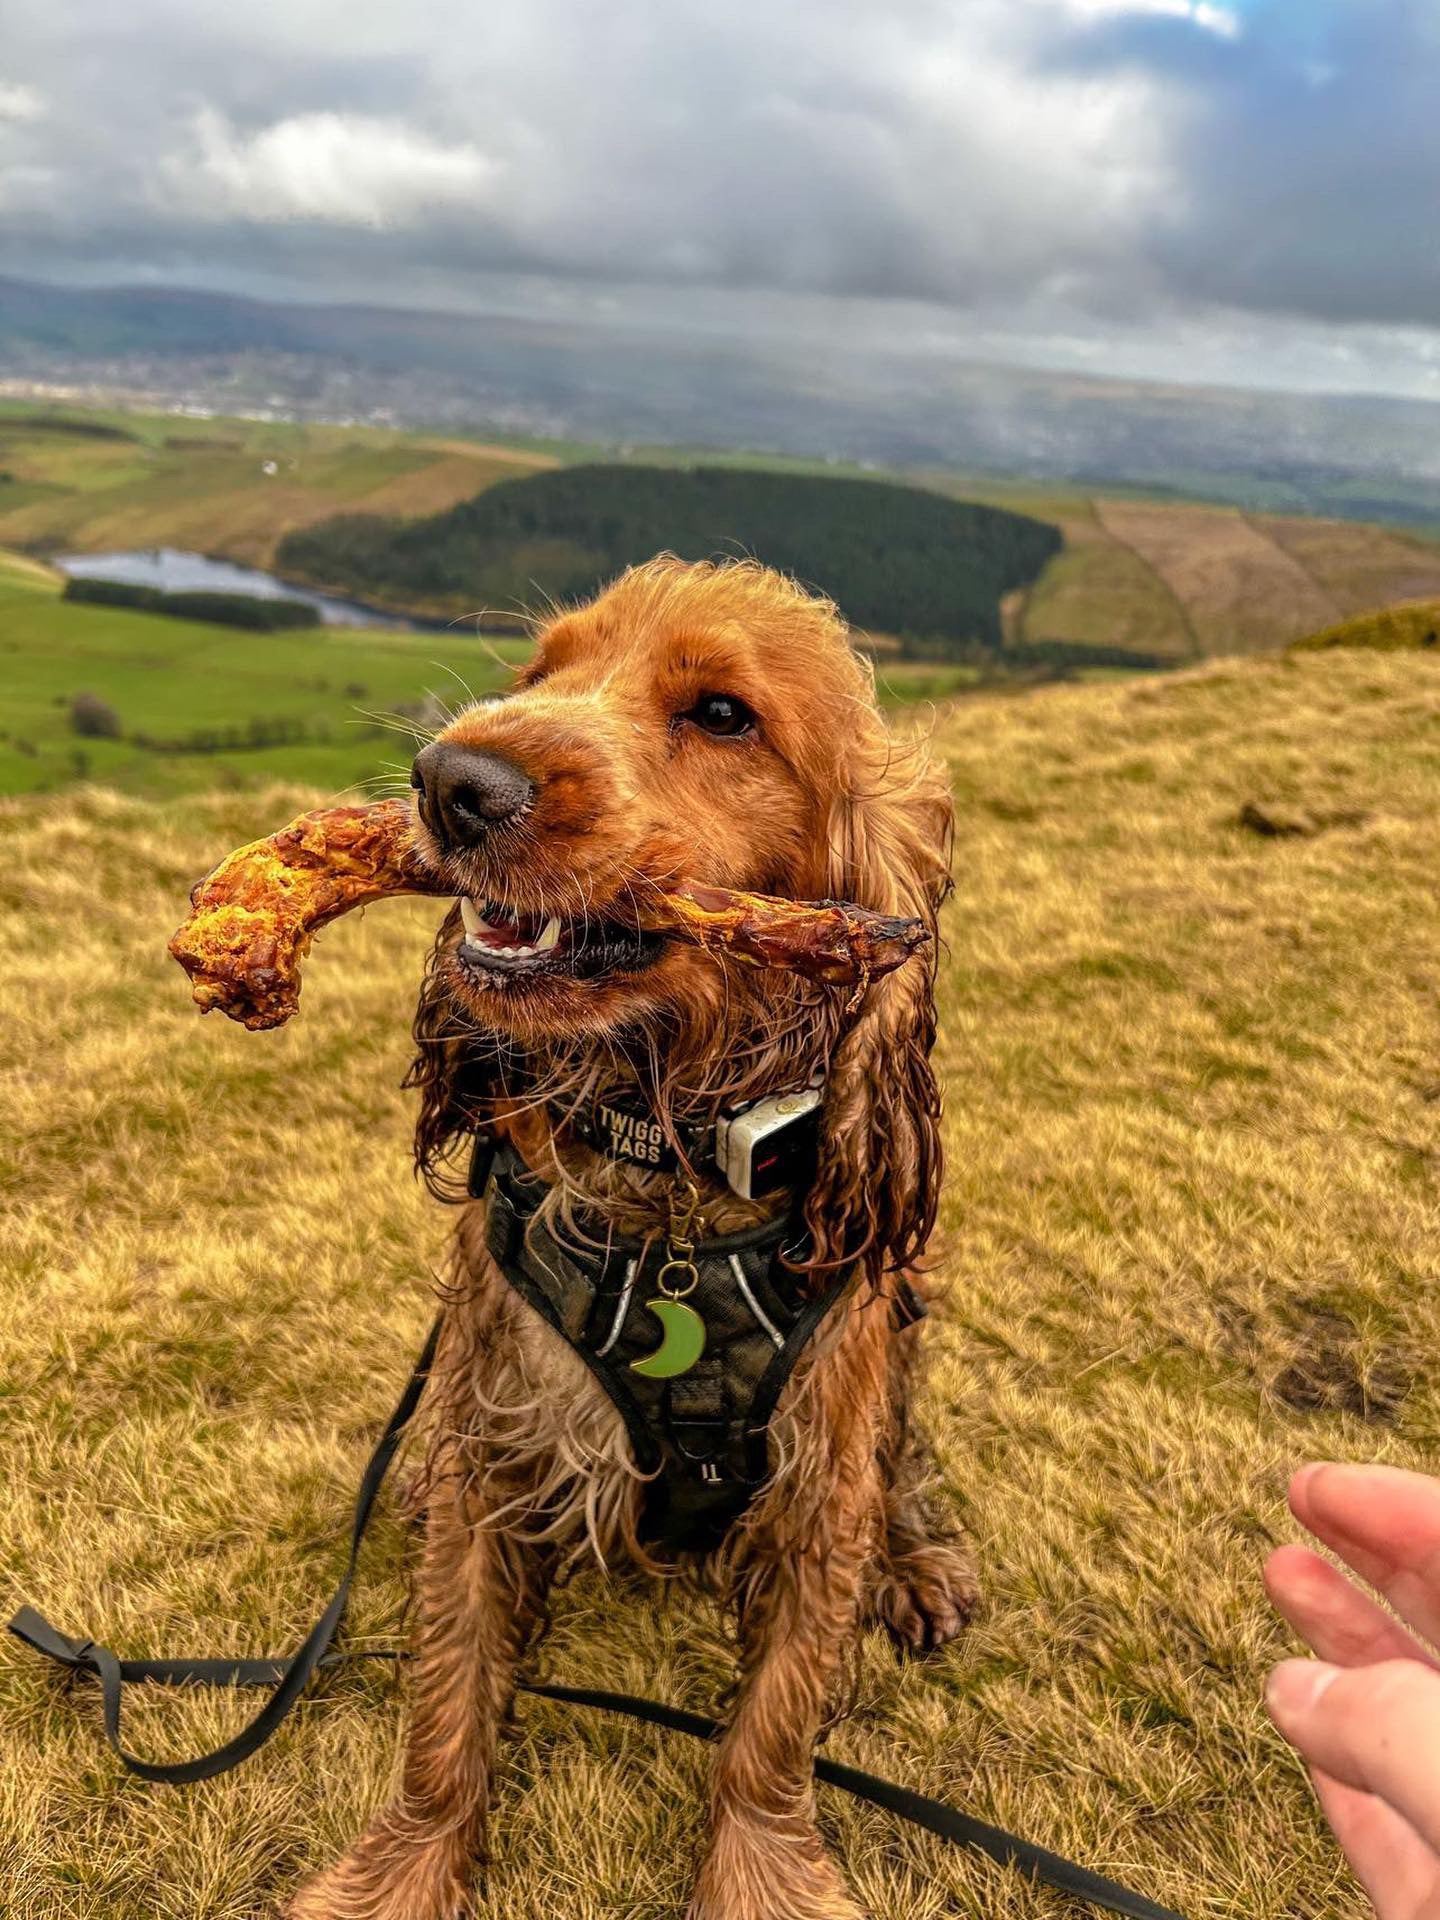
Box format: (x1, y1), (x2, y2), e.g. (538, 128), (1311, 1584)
(684, 693), (755, 738)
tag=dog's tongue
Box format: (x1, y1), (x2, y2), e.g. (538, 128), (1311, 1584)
(460, 899), (563, 954)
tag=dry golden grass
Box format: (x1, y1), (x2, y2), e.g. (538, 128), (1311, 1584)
(66, 481), (386, 572)
(1017, 502), (1198, 661)
(6, 647), (1440, 1917)
(354, 452), (556, 523)
(1257, 516), (1440, 619)
(1094, 501), (1340, 655)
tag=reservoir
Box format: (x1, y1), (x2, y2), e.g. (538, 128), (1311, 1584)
(53, 547), (419, 631)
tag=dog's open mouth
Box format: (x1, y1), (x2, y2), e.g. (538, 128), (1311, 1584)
(458, 898), (664, 984)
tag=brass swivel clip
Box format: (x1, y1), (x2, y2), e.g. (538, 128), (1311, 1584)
(655, 1173), (703, 1300)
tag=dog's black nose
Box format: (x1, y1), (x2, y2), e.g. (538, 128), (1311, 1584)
(411, 742), (534, 849)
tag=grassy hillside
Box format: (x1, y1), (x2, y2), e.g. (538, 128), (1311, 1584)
(0, 401), (556, 569)
(5, 646), (1440, 1917)
(1005, 493), (1440, 663)
(5, 400), (1440, 671)
(277, 464), (1063, 653)
(1291, 598), (1440, 652)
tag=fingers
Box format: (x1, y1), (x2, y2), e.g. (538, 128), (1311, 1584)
(1289, 1464), (1440, 1650)
(1271, 1466), (1440, 1914)
(1267, 1657), (1440, 1859)
(1266, 1544), (1440, 1672)
(1308, 1766), (1440, 1920)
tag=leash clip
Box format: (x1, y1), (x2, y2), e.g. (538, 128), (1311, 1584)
(661, 1176), (703, 1295)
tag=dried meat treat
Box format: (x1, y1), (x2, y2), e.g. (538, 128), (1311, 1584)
(169, 801), (929, 1030)
(169, 800), (447, 1030)
(654, 884), (928, 986)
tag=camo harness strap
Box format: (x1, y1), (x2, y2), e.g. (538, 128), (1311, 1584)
(474, 1135), (853, 1553)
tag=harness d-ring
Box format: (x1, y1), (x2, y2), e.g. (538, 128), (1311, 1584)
(654, 1257), (701, 1300)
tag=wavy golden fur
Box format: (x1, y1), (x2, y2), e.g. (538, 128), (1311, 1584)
(289, 558), (977, 1920)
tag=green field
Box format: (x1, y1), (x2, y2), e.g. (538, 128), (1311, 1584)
(0, 552), (991, 800)
(0, 551), (530, 800)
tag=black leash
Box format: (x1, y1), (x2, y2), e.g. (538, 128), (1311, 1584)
(9, 1317), (1186, 1920)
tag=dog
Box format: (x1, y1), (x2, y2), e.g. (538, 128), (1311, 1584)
(289, 556), (978, 1920)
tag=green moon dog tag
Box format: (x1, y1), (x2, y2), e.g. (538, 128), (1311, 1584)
(630, 1297), (707, 1379)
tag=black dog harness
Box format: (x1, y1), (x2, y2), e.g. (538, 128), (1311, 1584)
(473, 1133), (854, 1552)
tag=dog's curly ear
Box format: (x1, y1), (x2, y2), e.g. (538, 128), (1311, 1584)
(803, 720), (953, 1290)
(405, 906), (501, 1201)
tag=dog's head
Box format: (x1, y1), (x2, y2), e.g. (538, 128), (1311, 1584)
(410, 557), (952, 1283)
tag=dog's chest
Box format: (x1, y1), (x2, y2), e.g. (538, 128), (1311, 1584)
(452, 1158), (846, 1561)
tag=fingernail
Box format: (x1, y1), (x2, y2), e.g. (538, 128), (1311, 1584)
(1267, 1659), (1341, 1722)
(1289, 1461), (1325, 1509)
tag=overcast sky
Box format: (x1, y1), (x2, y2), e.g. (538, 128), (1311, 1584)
(3, 0), (1438, 399)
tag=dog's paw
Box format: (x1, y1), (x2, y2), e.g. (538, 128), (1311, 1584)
(873, 1537), (980, 1656)
(688, 1816), (866, 1920)
(283, 1830), (474, 1920)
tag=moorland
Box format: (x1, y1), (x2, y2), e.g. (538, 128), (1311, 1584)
(3, 393), (1440, 1919)
(5, 639), (1440, 1918)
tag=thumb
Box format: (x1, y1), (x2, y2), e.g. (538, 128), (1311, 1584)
(1268, 1657), (1440, 1857)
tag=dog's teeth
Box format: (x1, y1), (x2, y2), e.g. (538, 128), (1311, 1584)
(460, 898), (484, 941)
(535, 916), (562, 953)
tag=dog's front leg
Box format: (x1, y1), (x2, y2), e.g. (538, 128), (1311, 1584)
(690, 1361), (884, 1920)
(288, 1424), (553, 1920)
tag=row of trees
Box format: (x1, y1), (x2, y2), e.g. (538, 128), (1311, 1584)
(63, 577), (321, 631)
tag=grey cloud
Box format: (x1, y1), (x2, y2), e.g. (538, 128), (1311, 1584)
(1, 0), (1437, 388)
(0, 2), (1177, 290)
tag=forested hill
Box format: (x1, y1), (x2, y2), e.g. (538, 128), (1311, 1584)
(276, 465), (1062, 652)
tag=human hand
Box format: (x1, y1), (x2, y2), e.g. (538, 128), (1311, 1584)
(1265, 1462), (1440, 1920)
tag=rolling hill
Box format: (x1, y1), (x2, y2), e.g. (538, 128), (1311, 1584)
(5, 642), (1440, 1917)
(994, 492), (1440, 662)
(0, 399), (557, 571)
(1291, 598), (1440, 652)
(7, 402), (1440, 675)
(276, 464), (1064, 652)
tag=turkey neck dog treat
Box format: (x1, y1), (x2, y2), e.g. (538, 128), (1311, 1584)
(168, 798), (930, 1030)
(168, 800), (439, 1031)
(636, 882), (928, 985)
